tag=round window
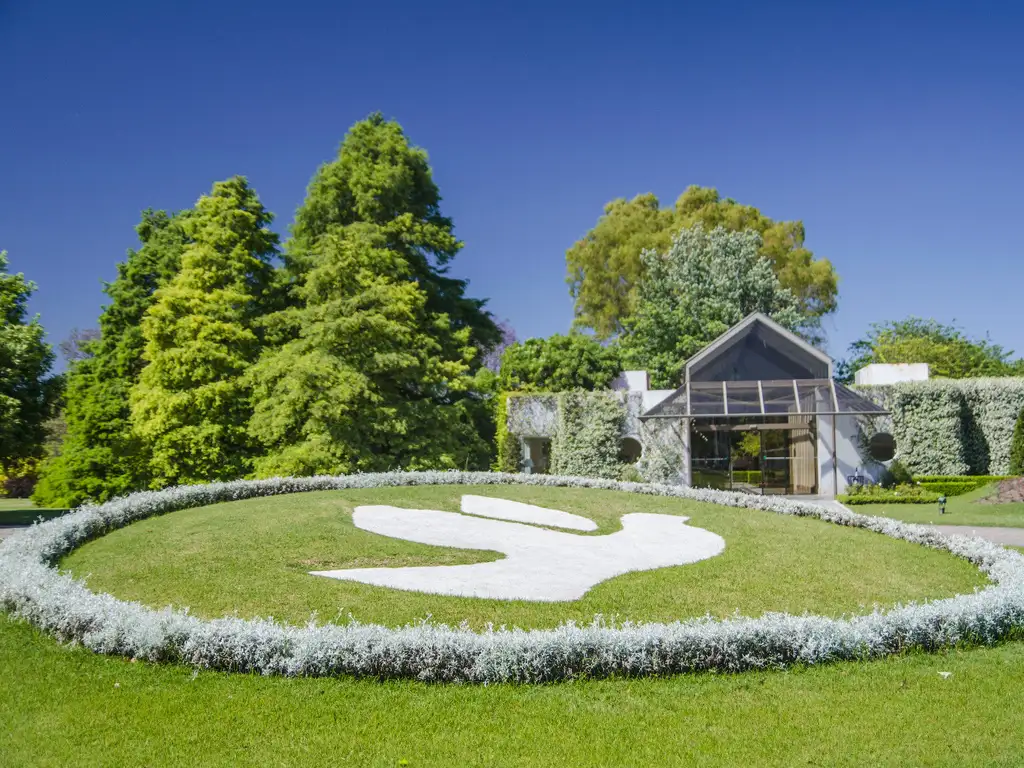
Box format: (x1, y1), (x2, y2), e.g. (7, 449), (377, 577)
(618, 437), (643, 464)
(868, 433), (896, 462)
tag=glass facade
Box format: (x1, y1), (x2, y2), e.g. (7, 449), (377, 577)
(690, 416), (818, 495)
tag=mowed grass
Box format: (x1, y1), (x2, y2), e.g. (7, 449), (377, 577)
(3, 618), (1024, 767)
(856, 483), (1024, 528)
(61, 485), (986, 628)
(0, 497), (66, 526)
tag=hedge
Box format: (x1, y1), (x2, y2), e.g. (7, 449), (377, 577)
(3, 471), (1024, 683)
(860, 379), (1024, 476)
(549, 392), (624, 479)
(839, 483), (941, 505)
(918, 481), (980, 497)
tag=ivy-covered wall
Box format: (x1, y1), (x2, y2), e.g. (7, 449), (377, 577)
(502, 391), (684, 482)
(859, 379), (1024, 476)
(549, 392), (624, 479)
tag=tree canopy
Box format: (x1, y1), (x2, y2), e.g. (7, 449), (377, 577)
(840, 317), (1024, 381)
(620, 226), (804, 388)
(497, 334), (621, 392)
(566, 186), (838, 339)
(130, 177), (278, 487)
(288, 112), (499, 356)
(247, 116), (495, 476)
(0, 252), (56, 471)
(248, 224), (489, 476)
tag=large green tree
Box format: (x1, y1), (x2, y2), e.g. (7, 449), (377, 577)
(130, 177), (278, 486)
(245, 115), (498, 476)
(288, 112), (499, 355)
(0, 252), (56, 471)
(840, 317), (1024, 381)
(247, 224), (489, 476)
(497, 334), (621, 392)
(32, 213), (190, 507)
(620, 226), (804, 388)
(566, 186), (838, 339)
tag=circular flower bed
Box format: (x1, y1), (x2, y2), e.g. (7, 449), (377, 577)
(2, 472), (1023, 683)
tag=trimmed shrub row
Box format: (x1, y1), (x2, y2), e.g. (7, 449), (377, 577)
(839, 483), (940, 505)
(2, 471), (1024, 683)
(919, 481), (985, 497)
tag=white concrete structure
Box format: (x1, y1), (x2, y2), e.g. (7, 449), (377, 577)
(854, 363), (930, 386)
(310, 496), (725, 601)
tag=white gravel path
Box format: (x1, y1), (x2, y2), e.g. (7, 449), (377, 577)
(458, 495), (597, 530)
(311, 497), (725, 601)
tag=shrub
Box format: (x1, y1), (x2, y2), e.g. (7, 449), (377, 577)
(839, 483), (940, 505)
(0, 458), (41, 499)
(917, 481), (977, 497)
(493, 394), (521, 473)
(882, 460), (914, 488)
(1010, 407), (1024, 476)
(2, 471), (1024, 684)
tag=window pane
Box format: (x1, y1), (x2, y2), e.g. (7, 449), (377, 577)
(761, 381), (796, 414)
(725, 382), (762, 415)
(689, 382), (723, 415)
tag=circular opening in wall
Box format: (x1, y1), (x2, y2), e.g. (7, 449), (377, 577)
(619, 437), (643, 464)
(868, 433), (896, 462)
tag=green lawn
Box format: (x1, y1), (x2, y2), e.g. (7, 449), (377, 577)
(2, 618), (1024, 767)
(61, 485), (985, 628)
(855, 483), (1024, 528)
(0, 497), (66, 526)
(7, 484), (1023, 765)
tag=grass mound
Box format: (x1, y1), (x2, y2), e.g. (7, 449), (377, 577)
(61, 485), (985, 629)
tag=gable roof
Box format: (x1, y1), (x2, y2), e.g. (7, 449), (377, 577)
(684, 312), (833, 381)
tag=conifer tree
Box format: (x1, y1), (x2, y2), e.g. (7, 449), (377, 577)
(248, 116), (493, 475)
(130, 177), (277, 486)
(287, 113), (499, 353)
(32, 212), (189, 506)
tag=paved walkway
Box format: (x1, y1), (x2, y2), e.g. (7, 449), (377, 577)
(801, 497), (1024, 547)
(926, 525), (1024, 547)
(0, 525), (27, 540)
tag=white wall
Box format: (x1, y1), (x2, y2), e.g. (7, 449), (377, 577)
(854, 363), (929, 386)
(818, 415), (872, 497)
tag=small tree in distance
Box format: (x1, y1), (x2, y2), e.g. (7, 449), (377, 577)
(1010, 407), (1024, 476)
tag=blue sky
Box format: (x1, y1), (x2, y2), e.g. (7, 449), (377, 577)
(2, 0), (1022, 369)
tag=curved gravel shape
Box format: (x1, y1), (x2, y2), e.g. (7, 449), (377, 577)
(2, 471), (1023, 683)
(310, 501), (725, 600)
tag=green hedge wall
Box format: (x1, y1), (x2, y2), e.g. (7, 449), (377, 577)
(917, 481), (978, 497)
(861, 379), (1024, 476)
(549, 391), (624, 479)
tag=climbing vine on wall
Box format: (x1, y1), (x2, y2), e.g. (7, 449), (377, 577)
(860, 379), (1024, 476)
(493, 393), (521, 473)
(549, 392), (624, 479)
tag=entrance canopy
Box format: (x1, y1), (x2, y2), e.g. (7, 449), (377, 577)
(641, 378), (889, 419)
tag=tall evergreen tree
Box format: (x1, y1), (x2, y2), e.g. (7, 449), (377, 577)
(248, 225), (488, 475)
(32, 212), (190, 507)
(248, 116), (494, 475)
(287, 113), (499, 353)
(130, 177), (277, 486)
(0, 252), (56, 471)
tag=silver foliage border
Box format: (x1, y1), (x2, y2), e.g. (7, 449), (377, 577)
(2, 471), (1023, 683)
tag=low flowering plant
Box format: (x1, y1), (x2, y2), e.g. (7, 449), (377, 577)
(2, 471), (1023, 683)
